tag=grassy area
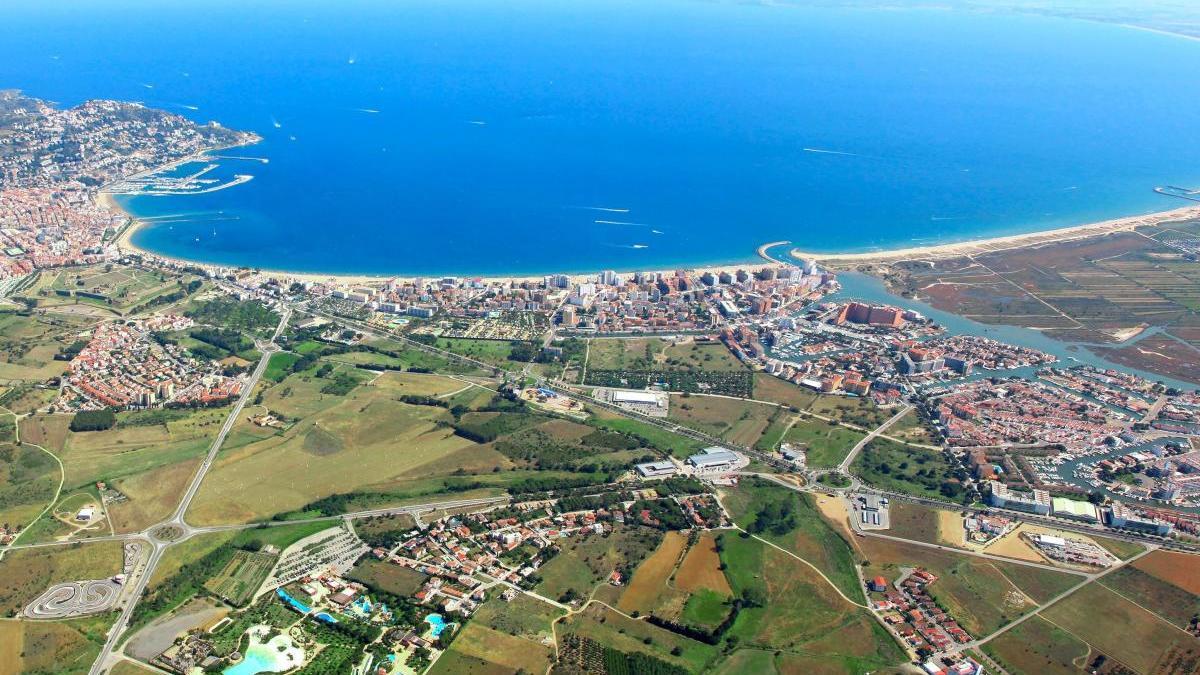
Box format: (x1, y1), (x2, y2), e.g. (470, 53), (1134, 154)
(668, 395), (778, 447)
(720, 477), (862, 601)
(0, 441), (61, 533)
(718, 533), (905, 670)
(0, 612), (117, 674)
(782, 417), (865, 468)
(347, 559), (428, 596)
(981, 615), (1090, 675)
(853, 437), (966, 502)
(534, 526), (663, 604)
(0, 311), (93, 383)
(587, 409), (704, 458)
(1041, 581), (1196, 674)
(264, 351), (300, 382)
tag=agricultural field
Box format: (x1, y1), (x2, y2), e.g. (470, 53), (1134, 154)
(556, 603), (720, 673)
(668, 394), (777, 447)
(881, 223), (1200, 383)
(1132, 549), (1200, 594)
(201, 548), (277, 605)
(0, 612), (116, 675)
(1041, 581), (1199, 674)
(982, 615), (1091, 675)
(0, 539), (124, 615)
(0, 311), (95, 384)
(186, 363), (482, 524)
(435, 594), (565, 675)
(616, 531), (690, 614)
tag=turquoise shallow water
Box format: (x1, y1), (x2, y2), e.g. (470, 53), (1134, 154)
(2, 0), (1200, 275)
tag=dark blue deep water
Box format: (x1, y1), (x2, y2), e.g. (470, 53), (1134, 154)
(3, 0), (1200, 275)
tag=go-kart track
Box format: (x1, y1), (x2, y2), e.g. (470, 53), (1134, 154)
(23, 579), (122, 619)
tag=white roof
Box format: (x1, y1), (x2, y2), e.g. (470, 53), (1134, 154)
(1033, 534), (1066, 547)
(612, 390), (660, 404)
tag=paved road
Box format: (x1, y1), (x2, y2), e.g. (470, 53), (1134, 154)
(89, 309), (290, 675)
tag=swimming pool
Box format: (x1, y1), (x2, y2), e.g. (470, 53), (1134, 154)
(425, 613), (447, 638)
(222, 640), (298, 675)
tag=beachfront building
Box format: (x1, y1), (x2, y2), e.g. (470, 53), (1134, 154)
(988, 484), (1051, 515)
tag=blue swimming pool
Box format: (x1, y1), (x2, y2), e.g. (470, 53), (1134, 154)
(425, 613), (447, 638)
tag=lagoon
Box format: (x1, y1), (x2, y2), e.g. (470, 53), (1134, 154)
(2, 0), (1200, 276)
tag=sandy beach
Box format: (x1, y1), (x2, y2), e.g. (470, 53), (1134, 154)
(106, 176), (1200, 286)
(790, 205), (1200, 265)
(105, 193), (778, 287)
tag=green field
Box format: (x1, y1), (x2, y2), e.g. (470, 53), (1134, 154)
(853, 437), (966, 501)
(1041, 581), (1197, 674)
(718, 533), (905, 671)
(720, 478), (863, 601)
(782, 417), (866, 468)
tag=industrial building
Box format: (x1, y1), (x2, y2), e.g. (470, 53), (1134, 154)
(605, 388), (669, 417)
(988, 484), (1051, 515)
(635, 461), (678, 479)
(685, 447), (741, 473)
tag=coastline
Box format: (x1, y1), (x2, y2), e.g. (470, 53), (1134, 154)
(106, 193), (772, 285)
(790, 205), (1200, 265)
(104, 149), (1200, 283)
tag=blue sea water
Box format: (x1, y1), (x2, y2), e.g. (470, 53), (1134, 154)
(3, 0), (1200, 276)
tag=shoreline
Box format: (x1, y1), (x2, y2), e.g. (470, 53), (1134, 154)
(790, 205), (1200, 265)
(105, 152), (1200, 283)
(107, 193), (773, 285)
